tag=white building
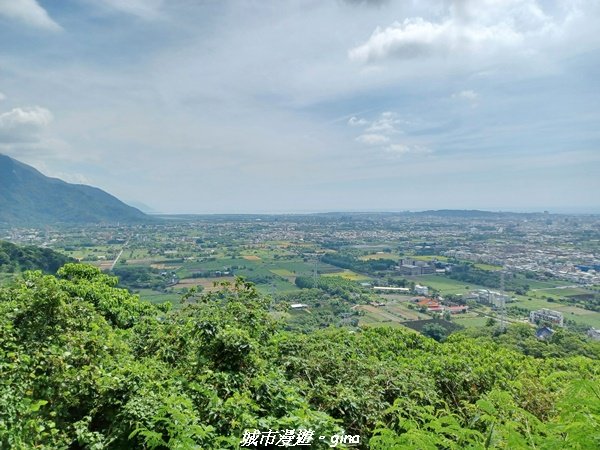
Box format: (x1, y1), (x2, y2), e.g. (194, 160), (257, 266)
(373, 286), (410, 293)
(529, 309), (564, 327)
(414, 284), (429, 295)
(469, 289), (510, 308)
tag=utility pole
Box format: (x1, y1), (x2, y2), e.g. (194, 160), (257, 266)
(500, 269), (507, 332)
(313, 253), (319, 288)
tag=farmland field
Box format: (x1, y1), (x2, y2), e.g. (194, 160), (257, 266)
(322, 269), (370, 281)
(359, 253), (399, 261)
(407, 274), (490, 294)
(473, 263), (503, 271)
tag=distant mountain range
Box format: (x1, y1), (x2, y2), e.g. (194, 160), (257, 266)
(0, 154), (148, 225)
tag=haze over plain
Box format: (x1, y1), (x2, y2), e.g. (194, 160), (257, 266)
(0, 0), (598, 213)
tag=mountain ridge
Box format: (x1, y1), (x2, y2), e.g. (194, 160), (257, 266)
(0, 154), (149, 225)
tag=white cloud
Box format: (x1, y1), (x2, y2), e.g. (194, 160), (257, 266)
(0, 106), (53, 143)
(452, 89), (479, 106)
(0, 0), (61, 31)
(342, 0), (389, 6)
(348, 0), (562, 63)
(350, 111), (432, 157)
(49, 171), (91, 185)
(385, 143), (431, 155)
(366, 111), (404, 134)
(92, 0), (164, 19)
(348, 116), (368, 127)
(356, 133), (389, 145)
(0, 92), (5, 102)
(452, 90), (478, 101)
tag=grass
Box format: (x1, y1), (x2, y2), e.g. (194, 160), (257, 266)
(269, 269), (296, 277)
(408, 274), (490, 295)
(322, 270), (370, 281)
(136, 288), (180, 305)
(411, 255), (449, 262)
(533, 287), (593, 298)
(474, 263), (503, 271)
(453, 316), (490, 328)
(359, 253), (399, 261)
(524, 279), (568, 290)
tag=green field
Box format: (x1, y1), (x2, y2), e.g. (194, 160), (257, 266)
(532, 286), (593, 298)
(408, 274), (490, 295)
(453, 316), (490, 328)
(411, 255), (448, 262)
(322, 270), (370, 281)
(360, 253), (400, 261)
(269, 268), (296, 277)
(473, 263), (503, 271)
(136, 288), (180, 305)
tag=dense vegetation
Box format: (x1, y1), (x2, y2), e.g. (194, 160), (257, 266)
(112, 266), (172, 290)
(448, 263), (531, 294)
(0, 240), (73, 274)
(320, 253), (397, 275)
(1, 264), (599, 449)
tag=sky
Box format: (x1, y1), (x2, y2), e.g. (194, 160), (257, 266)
(0, 0), (599, 214)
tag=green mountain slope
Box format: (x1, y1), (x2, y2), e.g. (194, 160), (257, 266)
(0, 154), (148, 225)
(0, 240), (73, 274)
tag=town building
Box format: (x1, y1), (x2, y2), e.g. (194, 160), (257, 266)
(397, 259), (435, 276)
(414, 284), (429, 295)
(468, 289), (510, 309)
(373, 286), (410, 293)
(529, 309), (564, 327)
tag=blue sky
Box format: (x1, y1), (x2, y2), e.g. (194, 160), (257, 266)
(0, 0), (598, 213)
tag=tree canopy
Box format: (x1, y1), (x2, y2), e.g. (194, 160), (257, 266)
(1, 264), (598, 449)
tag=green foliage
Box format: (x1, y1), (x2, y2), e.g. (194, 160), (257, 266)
(448, 263), (530, 293)
(421, 323), (448, 342)
(112, 265), (169, 290)
(0, 240), (73, 274)
(460, 322), (600, 359)
(321, 253), (397, 275)
(0, 264), (598, 449)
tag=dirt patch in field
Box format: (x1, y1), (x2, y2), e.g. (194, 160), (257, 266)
(242, 255), (261, 261)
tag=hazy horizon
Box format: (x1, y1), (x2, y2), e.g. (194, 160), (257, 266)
(1, 1), (599, 214)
